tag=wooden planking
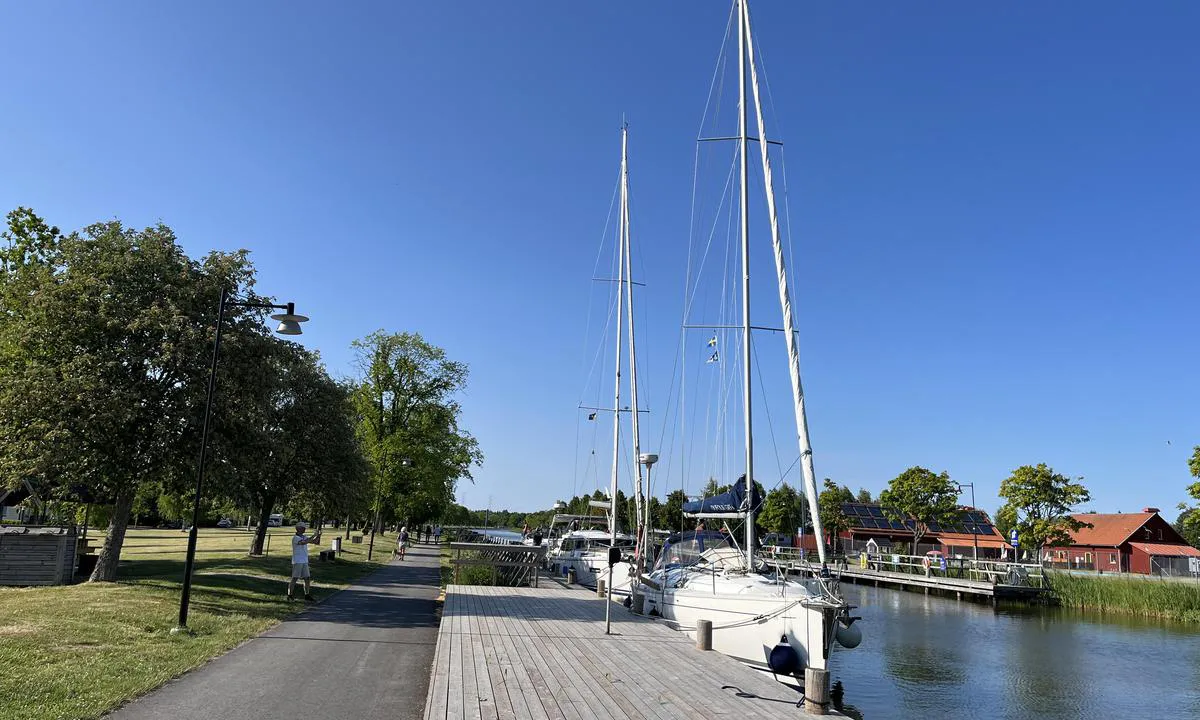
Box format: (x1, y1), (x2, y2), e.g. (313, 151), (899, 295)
(424, 583), (819, 720)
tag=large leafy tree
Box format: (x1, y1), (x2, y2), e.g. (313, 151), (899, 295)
(878, 467), (959, 554)
(350, 331), (481, 532)
(662, 489), (688, 533)
(1174, 447), (1200, 548)
(0, 209), (271, 581)
(234, 345), (370, 555)
(760, 483), (802, 536)
(997, 463), (1091, 552)
(818, 479), (855, 552)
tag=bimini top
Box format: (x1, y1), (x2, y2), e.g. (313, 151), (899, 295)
(682, 475), (763, 518)
(654, 530), (734, 571)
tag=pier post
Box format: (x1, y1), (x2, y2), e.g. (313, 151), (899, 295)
(597, 578), (606, 597)
(696, 619), (712, 651)
(631, 592), (645, 614)
(567, 567), (576, 584)
(804, 667), (830, 715)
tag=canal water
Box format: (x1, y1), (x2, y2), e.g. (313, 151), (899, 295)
(831, 583), (1200, 719)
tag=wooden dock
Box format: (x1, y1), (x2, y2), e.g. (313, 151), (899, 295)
(424, 584), (828, 719)
(835, 565), (1044, 601)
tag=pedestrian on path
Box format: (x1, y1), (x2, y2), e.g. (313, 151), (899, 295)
(395, 527), (410, 560)
(434, 525), (442, 544)
(289, 522), (320, 602)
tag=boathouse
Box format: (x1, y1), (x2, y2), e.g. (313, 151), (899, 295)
(1043, 509), (1199, 575)
(837, 502), (1012, 558)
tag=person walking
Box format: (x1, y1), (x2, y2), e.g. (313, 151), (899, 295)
(395, 526), (410, 560)
(289, 522), (321, 602)
(434, 525), (442, 544)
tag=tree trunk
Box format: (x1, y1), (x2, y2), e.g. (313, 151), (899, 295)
(249, 498), (275, 555)
(344, 516), (351, 539)
(89, 487), (135, 582)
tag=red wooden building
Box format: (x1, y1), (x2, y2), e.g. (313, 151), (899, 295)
(1042, 508), (1200, 575)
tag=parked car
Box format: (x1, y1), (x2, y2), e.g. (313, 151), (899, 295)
(216, 518), (233, 528)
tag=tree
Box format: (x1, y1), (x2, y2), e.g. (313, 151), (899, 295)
(994, 504), (1018, 544)
(1174, 505), (1200, 549)
(662, 489), (688, 533)
(998, 463), (1091, 552)
(856, 488), (873, 504)
(1173, 447), (1200, 548)
(227, 343), (369, 556)
(350, 331), (481, 533)
(761, 484), (802, 536)
(878, 467), (959, 554)
(0, 209), (273, 581)
(818, 479), (855, 552)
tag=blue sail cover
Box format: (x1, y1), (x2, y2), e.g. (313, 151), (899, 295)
(682, 476), (763, 515)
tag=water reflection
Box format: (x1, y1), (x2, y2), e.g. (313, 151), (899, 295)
(830, 583), (1200, 719)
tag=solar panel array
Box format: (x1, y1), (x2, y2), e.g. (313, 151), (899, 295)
(840, 503), (996, 536)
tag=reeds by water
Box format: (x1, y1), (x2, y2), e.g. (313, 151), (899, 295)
(1049, 571), (1200, 623)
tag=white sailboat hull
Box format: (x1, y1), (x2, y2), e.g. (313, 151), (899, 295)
(640, 570), (841, 677)
(552, 553), (635, 595)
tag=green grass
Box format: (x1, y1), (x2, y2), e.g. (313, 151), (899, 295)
(1049, 571), (1200, 623)
(0, 527), (398, 720)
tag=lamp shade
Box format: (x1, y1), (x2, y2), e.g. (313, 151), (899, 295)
(270, 310), (309, 336)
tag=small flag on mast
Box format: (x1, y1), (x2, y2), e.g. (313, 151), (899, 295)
(707, 336), (718, 347)
(706, 351), (719, 364)
(587, 412), (597, 420)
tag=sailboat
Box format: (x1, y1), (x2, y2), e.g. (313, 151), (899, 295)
(637, 0), (862, 689)
(549, 123), (644, 598)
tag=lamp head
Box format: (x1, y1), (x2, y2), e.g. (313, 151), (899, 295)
(270, 302), (308, 336)
(639, 453), (659, 469)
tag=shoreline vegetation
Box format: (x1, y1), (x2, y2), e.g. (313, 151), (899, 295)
(1048, 571), (1200, 624)
(0, 527), (397, 720)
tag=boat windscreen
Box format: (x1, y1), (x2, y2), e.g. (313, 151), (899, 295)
(654, 531), (733, 570)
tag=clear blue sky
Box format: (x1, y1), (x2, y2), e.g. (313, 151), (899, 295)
(3, 2), (1198, 518)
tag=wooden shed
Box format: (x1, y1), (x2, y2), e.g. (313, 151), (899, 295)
(0, 527), (78, 586)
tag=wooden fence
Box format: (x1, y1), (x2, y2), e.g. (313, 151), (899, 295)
(450, 542), (546, 587)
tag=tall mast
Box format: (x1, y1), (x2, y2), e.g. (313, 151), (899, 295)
(621, 123), (646, 565)
(608, 128), (628, 541)
(740, 0), (826, 564)
(737, 0), (754, 570)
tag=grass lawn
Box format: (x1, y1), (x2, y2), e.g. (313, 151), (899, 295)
(0, 526), (398, 720)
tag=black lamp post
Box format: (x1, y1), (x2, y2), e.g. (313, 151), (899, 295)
(955, 482), (979, 561)
(174, 288), (308, 633)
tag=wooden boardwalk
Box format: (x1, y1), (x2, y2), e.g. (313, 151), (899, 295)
(836, 565), (1044, 600)
(423, 585), (820, 719)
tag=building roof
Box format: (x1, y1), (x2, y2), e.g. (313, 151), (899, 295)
(1129, 542), (1200, 558)
(840, 503), (1006, 541)
(1065, 512), (1156, 547)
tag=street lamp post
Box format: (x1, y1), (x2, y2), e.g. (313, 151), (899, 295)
(368, 457), (411, 561)
(174, 288), (308, 633)
(955, 482), (978, 561)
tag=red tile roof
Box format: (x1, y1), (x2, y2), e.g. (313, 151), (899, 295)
(1064, 512), (1155, 547)
(1129, 542), (1200, 557)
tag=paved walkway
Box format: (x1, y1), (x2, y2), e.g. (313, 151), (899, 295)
(111, 544), (443, 720)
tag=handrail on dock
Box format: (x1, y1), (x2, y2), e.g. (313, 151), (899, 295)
(449, 542), (546, 587)
(763, 546), (1047, 591)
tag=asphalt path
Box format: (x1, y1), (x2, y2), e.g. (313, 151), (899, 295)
(110, 543), (443, 720)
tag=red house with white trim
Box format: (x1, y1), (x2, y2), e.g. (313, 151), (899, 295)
(1042, 508), (1200, 575)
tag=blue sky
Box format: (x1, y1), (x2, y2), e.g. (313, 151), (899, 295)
(3, 2), (1198, 518)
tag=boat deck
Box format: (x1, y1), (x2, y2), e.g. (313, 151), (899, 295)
(424, 584), (834, 719)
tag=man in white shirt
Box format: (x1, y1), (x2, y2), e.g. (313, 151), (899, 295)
(289, 522), (321, 602)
